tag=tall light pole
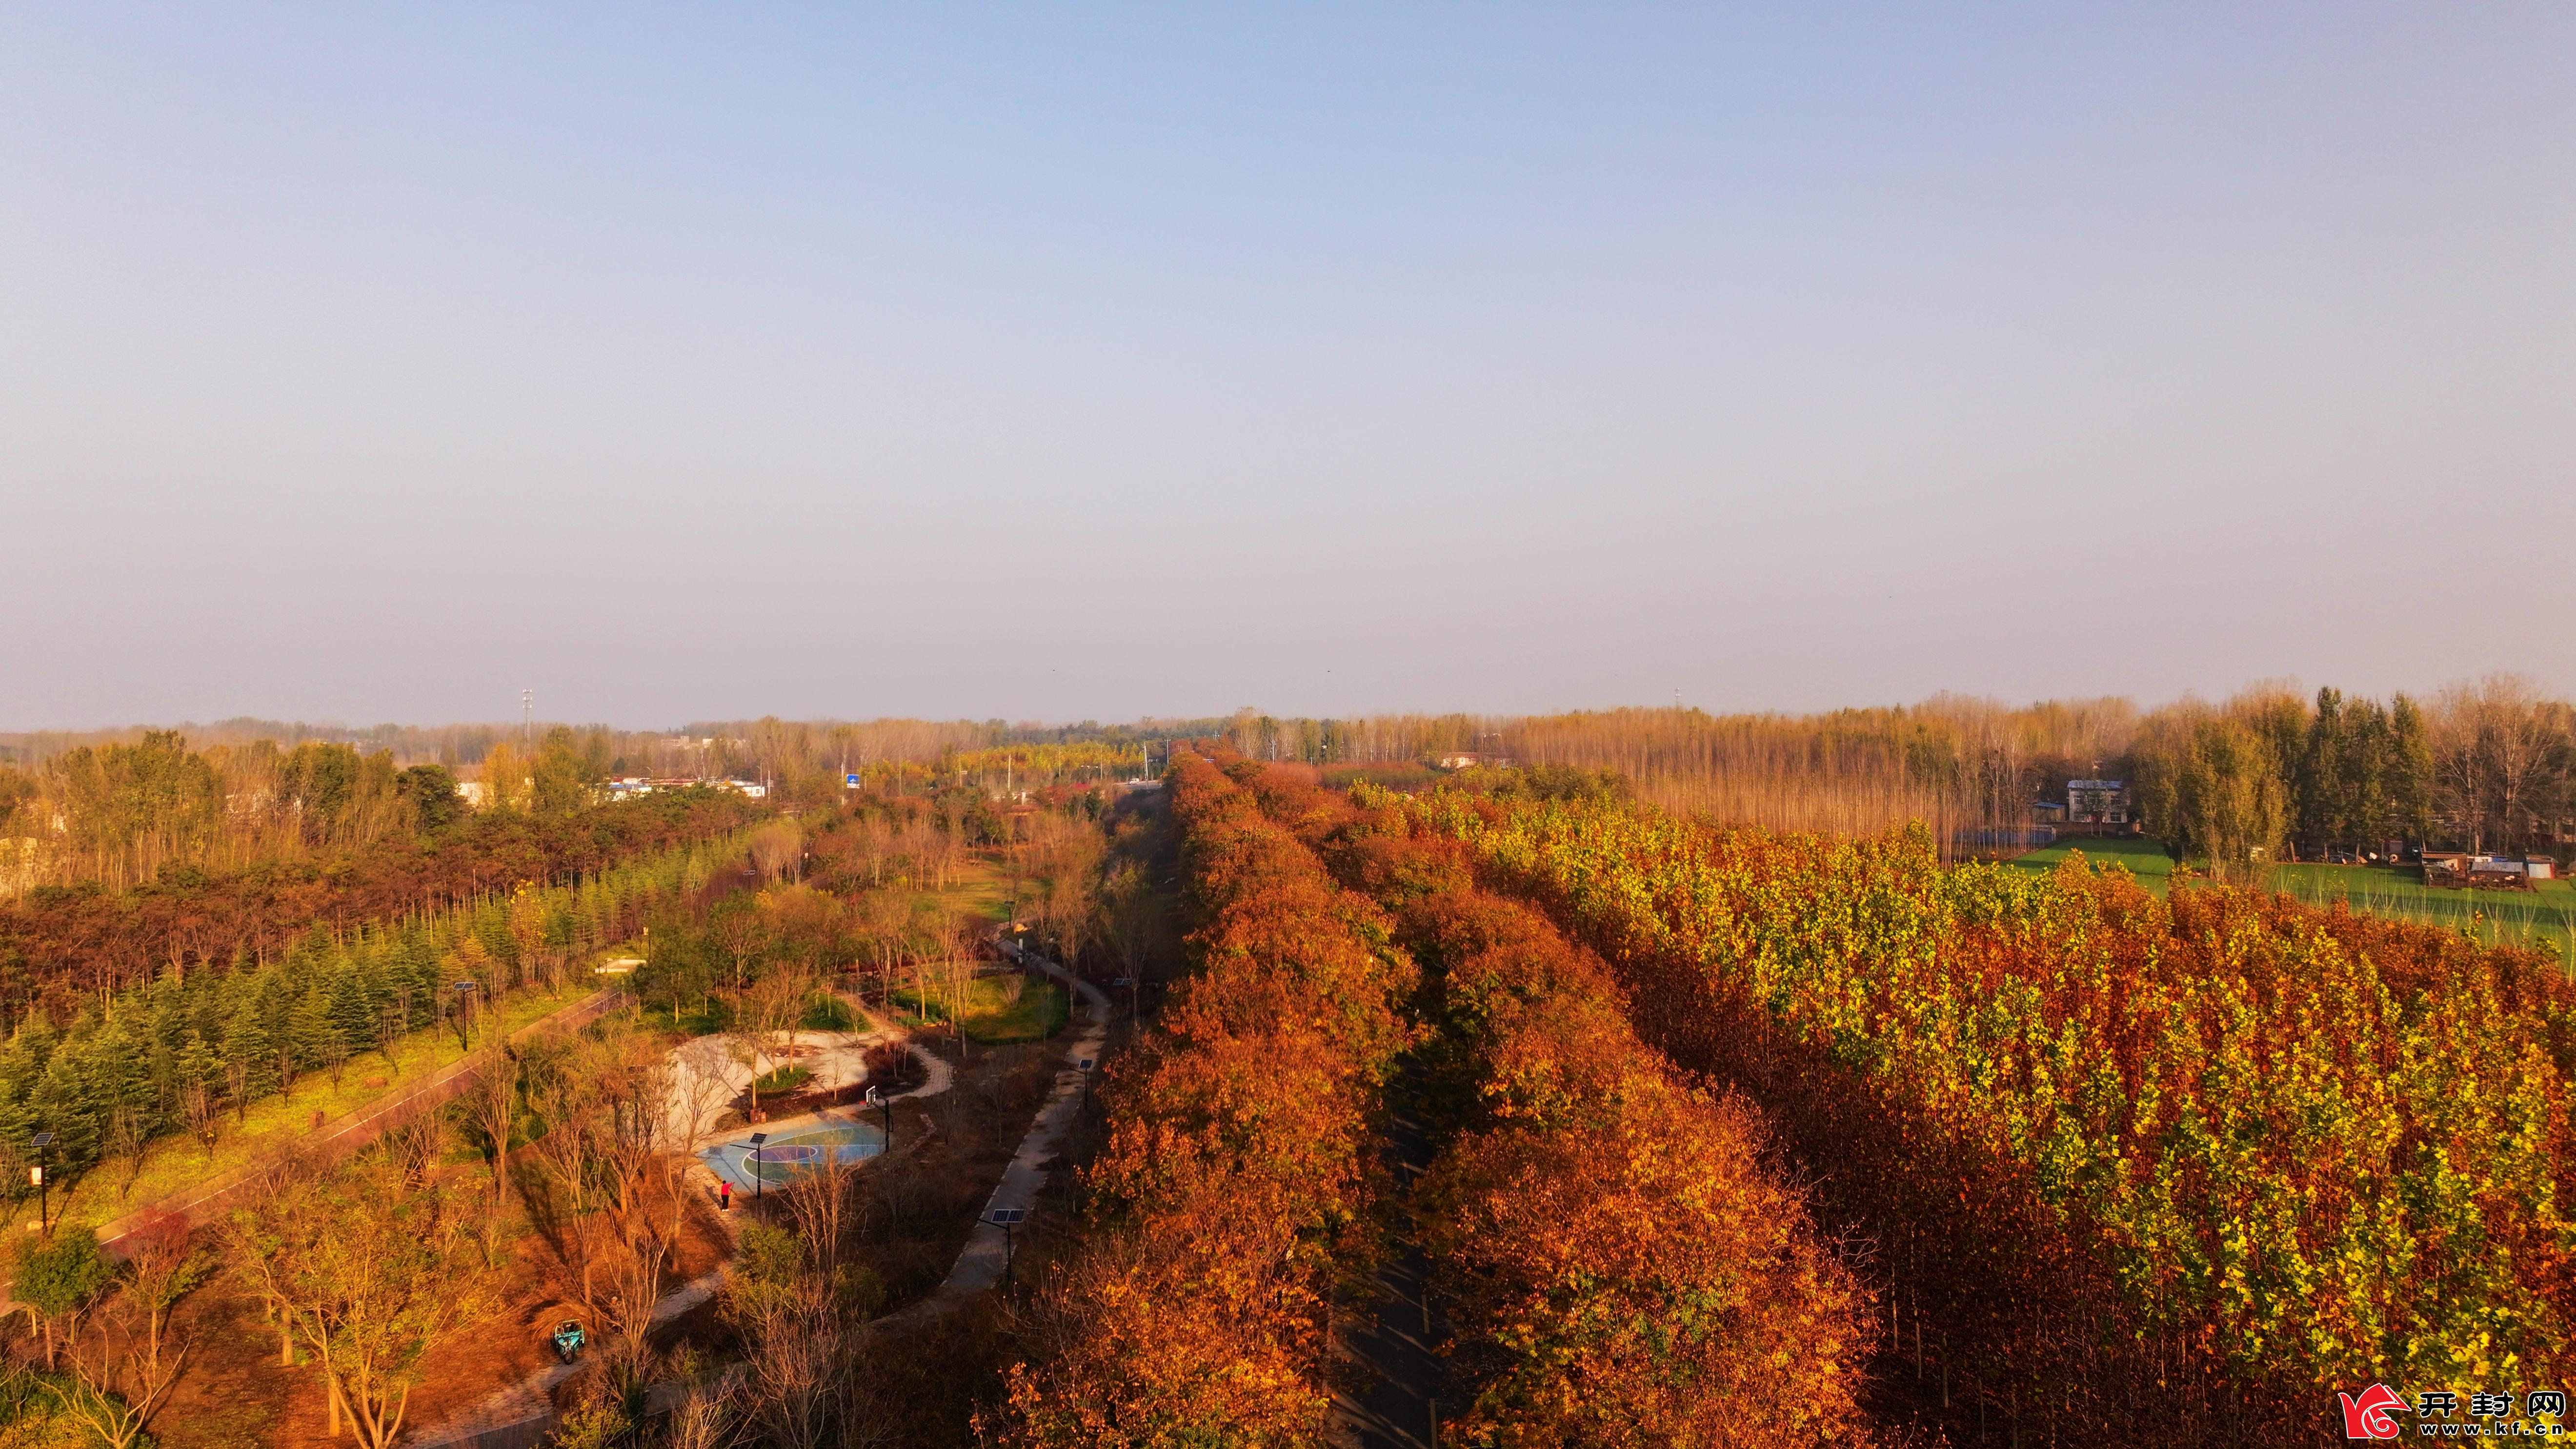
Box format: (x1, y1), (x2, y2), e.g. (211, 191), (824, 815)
(451, 979), (482, 1055)
(29, 1131), (53, 1234)
(981, 1207), (1026, 1286)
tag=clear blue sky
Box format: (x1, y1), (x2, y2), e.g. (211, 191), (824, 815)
(3, 5), (2570, 728)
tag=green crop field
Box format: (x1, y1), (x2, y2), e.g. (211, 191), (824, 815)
(2007, 838), (2576, 965)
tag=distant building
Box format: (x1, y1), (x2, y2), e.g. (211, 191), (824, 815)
(2426, 852), (2556, 888)
(455, 780), (489, 807)
(605, 777), (766, 801)
(2067, 780), (2128, 826)
(1436, 752), (1511, 770)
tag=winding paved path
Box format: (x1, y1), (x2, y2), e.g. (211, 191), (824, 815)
(410, 947), (1104, 1446)
(930, 935), (1110, 1300)
(409, 1001), (954, 1449)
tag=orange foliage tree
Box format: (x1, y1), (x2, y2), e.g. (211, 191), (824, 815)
(990, 750), (1415, 1448)
(1312, 804), (1877, 1447)
(1383, 781), (2576, 1443)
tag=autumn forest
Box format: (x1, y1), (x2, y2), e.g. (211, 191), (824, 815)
(0, 687), (2569, 1447)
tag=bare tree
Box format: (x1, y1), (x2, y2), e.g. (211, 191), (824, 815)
(2479, 675), (2555, 852)
(1105, 862), (1155, 1022)
(374, 993), (409, 1062)
(859, 890), (911, 1003)
(664, 1386), (738, 1449)
(181, 1076), (221, 1160)
(733, 969), (812, 1112)
(2434, 684), (2498, 850)
(855, 812), (891, 886)
(221, 1162), (310, 1368)
(1040, 865), (1097, 972)
(751, 819), (807, 886)
(465, 1043), (525, 1206)
(57, 1318), (185, 1449)
(224, 1148), (491, 1447)
(525, 1039), (606, 1314)
(674, 1038), (738, 1153)
(109, 1104), (149, 1201)
(55, 1209), (202, 1449)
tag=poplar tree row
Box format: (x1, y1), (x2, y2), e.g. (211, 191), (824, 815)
(1392, 779), (2576, 1442)
(1266, 766), (1877, 1446)
(995, 751), (1416, 1447)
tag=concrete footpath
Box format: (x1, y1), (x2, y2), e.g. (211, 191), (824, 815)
(409, 947), (1106, 1447)
(930, 935), (1110, 1301)
(408, 1001), (956, 1449)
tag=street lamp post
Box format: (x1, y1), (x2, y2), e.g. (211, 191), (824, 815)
(450, 980), (482, 1054)
(867, 1086), (890, 1152)
(743, 1131), (769, 1204)
(29, 1131), (53, 1233)
(980, 1207), (1026, 1287)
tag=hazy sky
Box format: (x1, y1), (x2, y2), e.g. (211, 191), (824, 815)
(4, 5), (2571, 729)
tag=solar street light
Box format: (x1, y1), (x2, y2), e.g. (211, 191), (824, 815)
(745, 1131), (770, 1202)
(979, 1207), (1029, 1284)
(28, 1132), (53, 1231)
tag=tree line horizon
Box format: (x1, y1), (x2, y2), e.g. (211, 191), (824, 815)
(4, 676), (2571, 895)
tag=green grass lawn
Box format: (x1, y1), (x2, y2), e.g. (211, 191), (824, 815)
(41, 979), (595, 1237)
(889, 974), (1070, 1044)
(938, 857), (1017, 925)
(2265, 862), (2576, 962)
(800, 994), (855, 1031)
(2003, 837), (2178, 888)
(2003, 838), (2576, 963)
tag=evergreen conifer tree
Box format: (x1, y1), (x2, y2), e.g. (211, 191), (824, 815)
(328, 964), (374, 1060)
(29, 1050), (99, 1173)
(221, 995), (277, 1121)
(288, 984), (346, 1091)
(2388, 694), (2437, 842)
(175, 1029), (222, 1156)
(0, 1016), (54, 1104)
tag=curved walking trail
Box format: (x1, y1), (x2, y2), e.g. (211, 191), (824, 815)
(929, 934), (1109, 1301)
(410, 998), (970, 1448)
(413, 946), (1104, 1448)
